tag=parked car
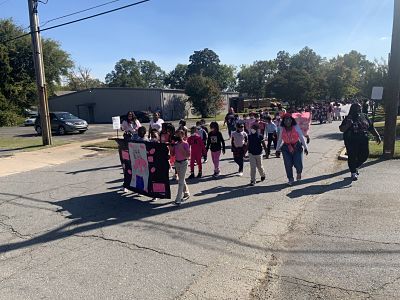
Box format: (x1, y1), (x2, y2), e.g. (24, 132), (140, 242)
(24, 114), (37, 126)
(35, 112), (88, 135)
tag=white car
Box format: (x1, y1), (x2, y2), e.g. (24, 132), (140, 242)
(24, 116), (37, 126)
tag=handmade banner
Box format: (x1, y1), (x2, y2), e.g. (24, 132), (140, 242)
(292, 112), (312, 136)
(115, 139), (171, 199)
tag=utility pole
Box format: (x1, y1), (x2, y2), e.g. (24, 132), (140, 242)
(383, 0), (400, 159)
(28, 0), (52, 145)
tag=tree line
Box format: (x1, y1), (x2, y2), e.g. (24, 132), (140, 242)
(0, 18), (388, 123)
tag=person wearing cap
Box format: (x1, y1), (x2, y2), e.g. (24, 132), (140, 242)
(276, 113), (309, 186)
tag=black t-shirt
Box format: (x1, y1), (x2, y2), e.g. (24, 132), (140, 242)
(207, 131), (225, 152)
(248, 133), (264, 155)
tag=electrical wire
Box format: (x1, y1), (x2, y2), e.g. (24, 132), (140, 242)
(40, 0), (125, 27)
(40, 0), (150, 33)
(0, 0), (150, 44)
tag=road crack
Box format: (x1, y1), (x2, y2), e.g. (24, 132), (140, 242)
(269, 273), (371, 296)
(310, 232), (400, 246)
(0, 221), (31, 240)
(73, 233), (207, 268)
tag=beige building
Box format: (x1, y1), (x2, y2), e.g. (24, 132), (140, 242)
(49, 88), (238, 123)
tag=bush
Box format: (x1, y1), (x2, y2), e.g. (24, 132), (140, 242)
(0, 110), (25, 127)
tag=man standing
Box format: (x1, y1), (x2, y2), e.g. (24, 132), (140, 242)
(224, 107), (236, 138)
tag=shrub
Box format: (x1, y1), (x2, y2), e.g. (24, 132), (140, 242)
(0, 110), (25, 127)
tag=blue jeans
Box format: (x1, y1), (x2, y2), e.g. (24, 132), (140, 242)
(281, 143), (303, 181)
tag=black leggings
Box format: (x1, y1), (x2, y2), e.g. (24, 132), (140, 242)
(345, 135), (369, 174)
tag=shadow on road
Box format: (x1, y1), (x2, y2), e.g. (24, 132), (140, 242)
(66, 165), (121, 175)
(0, 159), (385, 255)
(317, 132), (343, 141)
(287, 178), (352, 199)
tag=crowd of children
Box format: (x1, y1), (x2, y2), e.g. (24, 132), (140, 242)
(121, 108), (309, 206)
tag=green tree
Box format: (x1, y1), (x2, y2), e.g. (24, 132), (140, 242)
(42, 39), (74, 95)
(105, 58), (144, 87)
(105, 58), (166, 88)
(164, 64), (188, 89)
(186, 48), (235, 90)
(185, 75), (222, 118)
(0, 19), (72, 113)
(138, 60), (166, 88)
(237, 60), (276, 99)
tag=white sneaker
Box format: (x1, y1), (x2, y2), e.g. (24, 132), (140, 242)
(238, 172), (243, 177)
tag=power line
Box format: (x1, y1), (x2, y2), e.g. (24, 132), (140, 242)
(0, 0), (151, 44)
(40, 0), (125, 27)
(40, 0), (150, 33)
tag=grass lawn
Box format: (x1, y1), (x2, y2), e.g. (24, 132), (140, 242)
(373, 118), (400, 136)
(0, 137), (68, 152)
(188, 114), (226, 122)
(83, 140), (119, 150)
(369, 140), (400, 159)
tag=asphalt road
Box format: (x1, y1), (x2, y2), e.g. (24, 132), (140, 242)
(0, 122), (399, 299)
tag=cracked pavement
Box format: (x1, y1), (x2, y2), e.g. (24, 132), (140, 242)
(0, 123), (399, 299)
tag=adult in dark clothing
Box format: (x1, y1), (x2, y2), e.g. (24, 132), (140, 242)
(339, 103), (381, 181)
(224, 107), (236, 138)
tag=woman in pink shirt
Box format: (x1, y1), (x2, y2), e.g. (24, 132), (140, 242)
(171, 130), (190, 206)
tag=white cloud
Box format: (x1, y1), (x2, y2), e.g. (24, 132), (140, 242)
(380, 36), (389, 41)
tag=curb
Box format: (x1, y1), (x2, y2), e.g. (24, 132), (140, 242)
(338, 147), (348, 161)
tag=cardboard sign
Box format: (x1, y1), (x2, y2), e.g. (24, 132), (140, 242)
(116, 140), (171, 199)
(112, 116), (121, 130)
(292, 112), (311, 136)
(371, 87), (384, 100)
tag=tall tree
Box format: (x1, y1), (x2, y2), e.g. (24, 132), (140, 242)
(138, 60), (166, 88)
(105, 58), (144, 87)
(164, 64), (188, 89)
(105, 58), (166, 88)
(185, 75), (222, 118)
(0, 19), (73, 111)
(186, 48), (235, 90)
(237, 60), (276, 99)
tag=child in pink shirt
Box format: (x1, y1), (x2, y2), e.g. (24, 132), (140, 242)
(171, 130), (190, 206)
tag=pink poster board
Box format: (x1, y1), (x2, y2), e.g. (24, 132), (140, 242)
(292, 112), (311, 136)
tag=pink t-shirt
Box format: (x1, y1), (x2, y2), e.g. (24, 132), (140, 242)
(173, 141), (190, 161)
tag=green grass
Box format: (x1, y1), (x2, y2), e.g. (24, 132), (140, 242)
(373, 118), (400, 136)
(369, 140), (400, 159)
(83, 140), (119, 150)
(0, 137), (68, 152)
(188, 114), (226, 122)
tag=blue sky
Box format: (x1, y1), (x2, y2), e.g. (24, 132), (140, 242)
(0, 0), (393, 80)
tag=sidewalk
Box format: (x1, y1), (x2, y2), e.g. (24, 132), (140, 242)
(254, 158), (400, 299)
(0, 138), (111, 177)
